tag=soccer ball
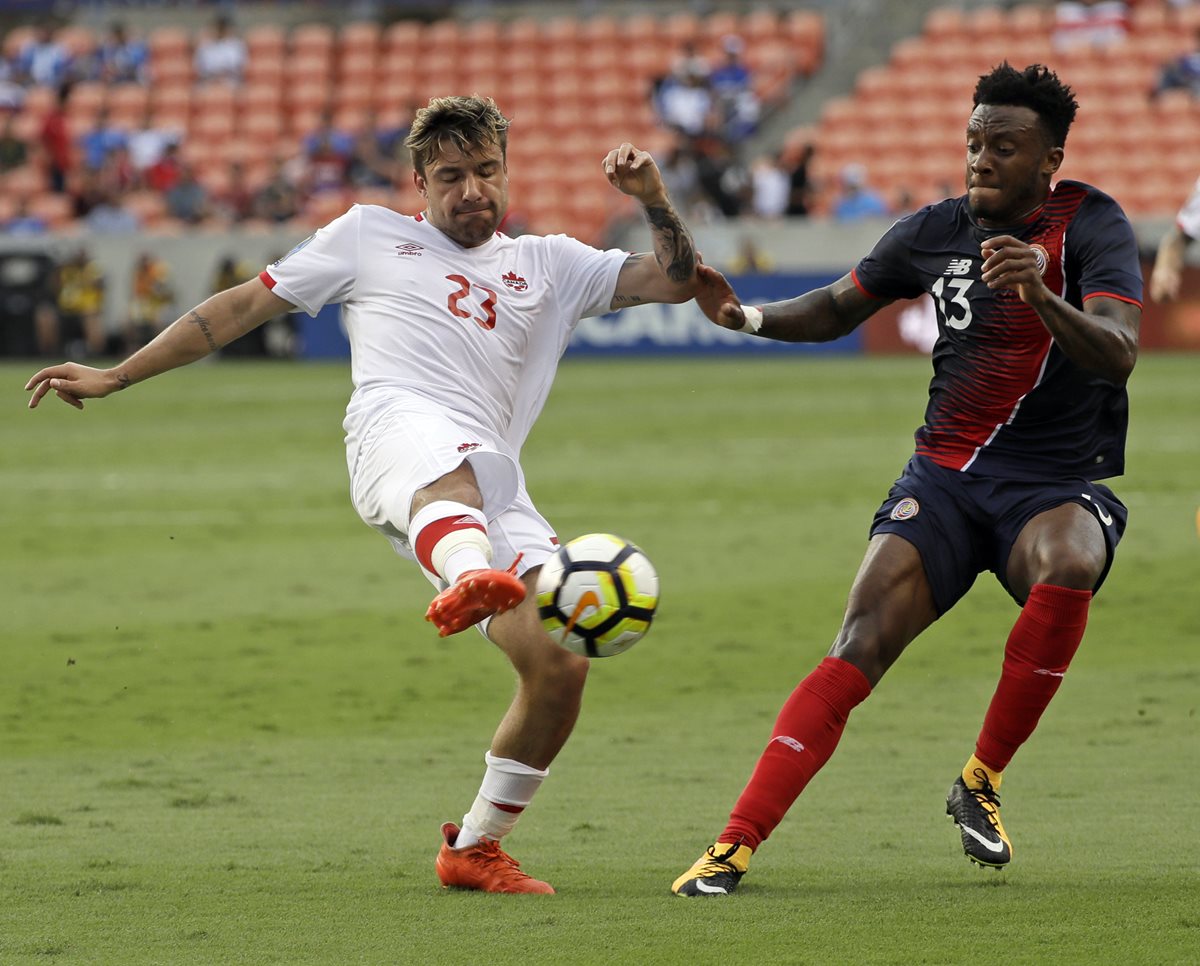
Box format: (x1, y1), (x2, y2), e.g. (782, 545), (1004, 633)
(536, 533), (659, 658)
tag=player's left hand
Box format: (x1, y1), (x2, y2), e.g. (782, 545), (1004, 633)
(980, 235), (1049, 305)
(603, 143), (667, 205)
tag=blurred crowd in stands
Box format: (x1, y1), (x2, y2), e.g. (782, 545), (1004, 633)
(0, 243), (297, 358)
(0, 13), (415, 237)
(649, 32), (820, 223)
(2, 2), (1200, 244)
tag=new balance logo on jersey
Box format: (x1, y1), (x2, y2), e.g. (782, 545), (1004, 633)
(502, 271), (528, 292)
(457, 442), (482, 453)
(396, 243), (424, 257)
(944, 258), (973, 276)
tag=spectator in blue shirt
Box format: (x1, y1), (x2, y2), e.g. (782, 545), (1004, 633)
(709, 36), (759, 143)
(2, 199), (48, 235)
(94, 22), (149, 84)
(16, 26), (72, 88)
(831, 163), (890, 222)
(80, 106), (129, 172)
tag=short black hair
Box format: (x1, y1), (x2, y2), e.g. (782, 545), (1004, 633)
(973, 63), (1078, 148)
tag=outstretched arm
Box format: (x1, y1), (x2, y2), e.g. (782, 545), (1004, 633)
(695, 264), (886, 343)
(26, 277), (294, 409)
(981, 234), (1139, 383)
(1149, 224), (1190, 303)
(603, 142), (697, 307)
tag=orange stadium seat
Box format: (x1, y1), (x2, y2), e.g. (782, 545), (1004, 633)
(334, 79), (376, 115)
(240, 81), (282, 114)
(383, 19), (421, 53)
(67, 81), (106, 113)
(107, 84), (149, 127)
(149, 26), (190, 60)
(291, 23), (336, 57)
(1007, 3), (1049, 34)
(341, 21), (382, 52)
(542, 16), (583, 50)
(924, 7), (967, 41)
(5, 166), (49, 198)
(666, 10), (704, 44)
(238, 109), (285, 140)
(123, 190), (170, 228)
(499, 16), (537, 50)
(18, 85), (58, 119)
(244, 24), (286, 58)
(2, 26), (37, 59)
(28, 192), (74, 230)
(1130, 3), (1171, 35)
(580, 15), (621, 47)
(423, 19), (462, 56)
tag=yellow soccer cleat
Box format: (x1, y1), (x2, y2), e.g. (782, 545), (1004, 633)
(671, 841), (753, 896)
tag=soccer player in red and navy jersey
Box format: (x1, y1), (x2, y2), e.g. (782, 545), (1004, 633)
(673, 63), (1142, 895)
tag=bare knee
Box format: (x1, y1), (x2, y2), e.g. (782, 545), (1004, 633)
(409, 460), (483, 519)
(1009, 504), (1107, 598)
(828, 610), (901, 687)
(1025, 543), (1104, 591)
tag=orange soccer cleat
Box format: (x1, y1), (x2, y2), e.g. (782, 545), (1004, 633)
(434, 823), (555, 894)
(424, 562), (525, 637)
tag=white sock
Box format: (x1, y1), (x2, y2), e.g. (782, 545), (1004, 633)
(408, 501), (491, 583)
(455, 751), (549, 849)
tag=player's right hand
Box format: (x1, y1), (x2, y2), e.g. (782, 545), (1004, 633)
(694, 263), (747, 330)
(25, 363), (121, 410)
(1149, 261), (1181, 303)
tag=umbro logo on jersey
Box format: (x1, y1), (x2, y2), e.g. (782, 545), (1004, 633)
(395, 243), (424, 256)
(944, 258), (973, 276)
(502, 270), (529, 292)
(457, 442), (482, 453)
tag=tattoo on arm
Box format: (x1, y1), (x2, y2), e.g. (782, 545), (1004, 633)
(612, 294), (647, 305)
(644, 204), (697, 283)
(187, 309), (219, 352)
(115, 373), (131, 390)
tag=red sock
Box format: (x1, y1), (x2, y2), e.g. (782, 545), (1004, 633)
(974, 583), (1091, 772)
(721, 657), (872, 851)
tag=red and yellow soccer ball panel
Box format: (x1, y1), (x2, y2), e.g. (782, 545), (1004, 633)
(535, 533), (659, 658)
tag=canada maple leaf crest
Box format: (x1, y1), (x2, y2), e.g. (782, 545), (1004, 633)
(502, 270), (528, 292)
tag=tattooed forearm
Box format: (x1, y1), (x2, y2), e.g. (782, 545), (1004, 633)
(612, 294), (647, 305)
(115, 373), (131, 390)
(644, 203), (697, 283)
(187, 309), (219, 352)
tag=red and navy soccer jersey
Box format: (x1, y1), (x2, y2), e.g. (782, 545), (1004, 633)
(852, 180), (1142, 481)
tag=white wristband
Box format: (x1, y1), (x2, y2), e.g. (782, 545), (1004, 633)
(738, 304), (763, 334)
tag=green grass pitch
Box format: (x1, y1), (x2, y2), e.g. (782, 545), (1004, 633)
(2, 354), (1197, 965)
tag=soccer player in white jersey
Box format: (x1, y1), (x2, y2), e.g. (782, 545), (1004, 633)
(1149, 174), (1200, 302)
(25, 95), (701, 894)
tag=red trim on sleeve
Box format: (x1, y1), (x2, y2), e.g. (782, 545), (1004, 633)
(1083, 291), (1142, 309)
(850, 267), (885, 299)
(259, 270), (277, 289)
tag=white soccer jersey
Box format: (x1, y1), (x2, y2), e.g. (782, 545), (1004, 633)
(1176, 176), (1200, 240)
(261, 206), (627, 467)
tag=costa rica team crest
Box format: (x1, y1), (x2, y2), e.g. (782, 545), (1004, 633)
(890, 497), (920, 521)
(1029, 243), (1050, 276)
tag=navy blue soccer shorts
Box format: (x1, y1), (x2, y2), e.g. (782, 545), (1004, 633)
(870, 454), (1128, 614)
